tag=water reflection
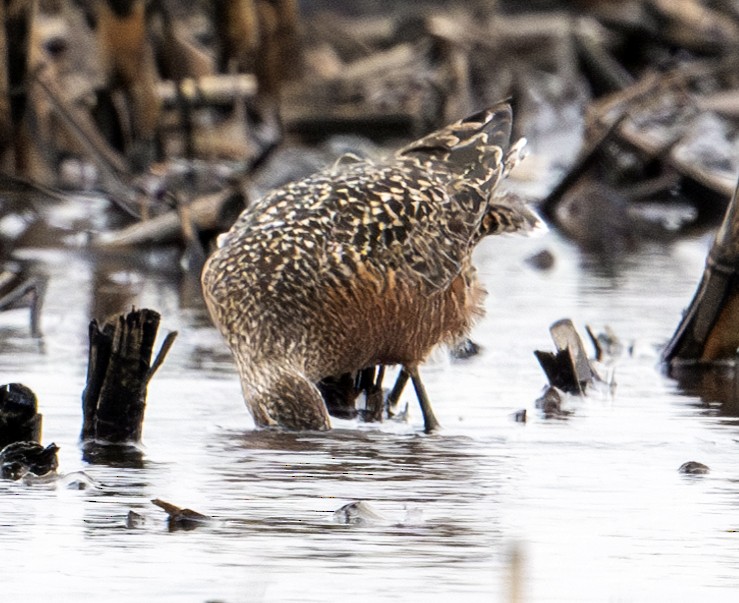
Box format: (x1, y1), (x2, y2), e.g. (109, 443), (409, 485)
(668, 363), (739, 421)
(5, 229), (739, 601)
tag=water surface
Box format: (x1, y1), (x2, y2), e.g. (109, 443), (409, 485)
(2, 214), (738, 602)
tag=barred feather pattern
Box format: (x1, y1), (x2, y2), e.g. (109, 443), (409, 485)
(202, 102), (541, 429)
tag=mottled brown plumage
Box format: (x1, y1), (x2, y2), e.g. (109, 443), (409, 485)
(202, 102), (540, 430)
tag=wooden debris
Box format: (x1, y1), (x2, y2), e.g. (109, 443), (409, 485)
(678, 461), (710, 475)
(0, 383), (42, 449)
(534, 319), (594, 394)
(151, 498), (210, 531)
(511, 408), (527, 423)
(157, 74), (257, 109)
(94, 187), (246, 248)
(662, 178), (739, 365)
(586, 325), (623, 363)
(543, 51), (737, 251)
(333, 501), (385, 525)
(80, 308), (177, 460)
(449, 338), (481, 360)
(534, 386), (570, 419)
(0, 441), (58, 480)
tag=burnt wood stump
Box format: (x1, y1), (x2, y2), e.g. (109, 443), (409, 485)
(0, 383), (42, 449)
(81, 308), (176, 458)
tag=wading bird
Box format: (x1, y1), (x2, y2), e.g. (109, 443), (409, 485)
(202, 102), (541, 431)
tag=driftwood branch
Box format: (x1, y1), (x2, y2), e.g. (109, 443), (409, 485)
(93, 187), (245, 248)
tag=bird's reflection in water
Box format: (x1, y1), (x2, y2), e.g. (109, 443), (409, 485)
(669, 363), (739, 422)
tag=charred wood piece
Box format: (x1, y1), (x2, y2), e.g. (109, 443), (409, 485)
(0, 383), (42, 449)
(0, 440), (58, 480)
(81, 308), (176, 459)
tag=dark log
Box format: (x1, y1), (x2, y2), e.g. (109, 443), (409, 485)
(0, 383), (42, 449)
(662, 178), (739, 365)
(81, 308), (177, 452)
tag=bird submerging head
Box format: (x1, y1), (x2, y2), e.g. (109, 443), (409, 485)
(202, 102), (542, 432)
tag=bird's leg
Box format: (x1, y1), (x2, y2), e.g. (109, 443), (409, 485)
(386, 367), (410, 417)
(408, 365), (441, 434)
(357, 366), (383, 422)
(374, 365), (385, 389)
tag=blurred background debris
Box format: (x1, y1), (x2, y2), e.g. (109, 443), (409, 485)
(0, 0), (735, 252)
(0, 0), (737, 387)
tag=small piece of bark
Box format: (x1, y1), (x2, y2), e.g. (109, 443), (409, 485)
(550, 319), (593, 384)
(151, 498), (210, 531)
(450, 338), (481, 360)
(535, 319), (593, 394)
(678, 461), (709, 475)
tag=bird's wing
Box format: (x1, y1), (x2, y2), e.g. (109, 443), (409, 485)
(319, 160), (477, 294)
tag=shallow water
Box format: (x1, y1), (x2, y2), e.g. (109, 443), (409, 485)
(2, 209), (738, 602)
